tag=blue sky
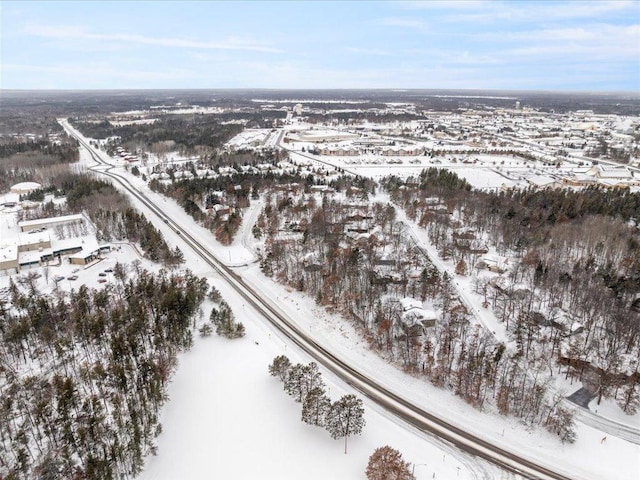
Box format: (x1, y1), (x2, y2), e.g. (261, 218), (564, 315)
(2, 1), (639, 91)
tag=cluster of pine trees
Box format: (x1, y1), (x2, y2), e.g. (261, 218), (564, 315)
(268, 356), (365, 453)
(199, 286), (245, 339)
(0, 268), (209, 479)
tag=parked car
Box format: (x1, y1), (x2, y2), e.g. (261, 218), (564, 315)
(98, 272), (107, 277)
(97, 278), (107, 283)
(104, 268), (113, 273)
(67, 275), (78, 281)
(54, 275), (65, 282)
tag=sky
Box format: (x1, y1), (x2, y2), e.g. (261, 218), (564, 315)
(1, 0), (639, 91)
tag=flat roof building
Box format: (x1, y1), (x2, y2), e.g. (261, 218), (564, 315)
(18, 213), (85, 233)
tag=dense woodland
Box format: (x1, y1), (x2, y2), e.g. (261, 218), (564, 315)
(257, 176), (578, 441)
(0, 268), (209, 479)
(72, 115), (244, 158)
(385, 169), (640, 412)
(0, 132), (79, 193)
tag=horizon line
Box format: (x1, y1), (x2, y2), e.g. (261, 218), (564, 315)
(2, 87), (639, 96)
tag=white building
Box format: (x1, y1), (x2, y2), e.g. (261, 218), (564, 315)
(10, 182), (41, 195)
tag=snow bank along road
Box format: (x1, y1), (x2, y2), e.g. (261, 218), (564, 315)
(63, 121), (578, 480)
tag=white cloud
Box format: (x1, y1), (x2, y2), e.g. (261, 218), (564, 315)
(399, 0), (638, 23)
(345, 47), (391, 56)
(500, 24), (640, 59)
(24, 25), (284, 53)
(379, 17), (429, 30)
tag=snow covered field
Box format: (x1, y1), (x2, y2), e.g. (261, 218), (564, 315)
(136, 314), (482, 480)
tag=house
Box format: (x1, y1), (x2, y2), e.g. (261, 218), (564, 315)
(399, 298), (438, 330)
(475, 255), (509, 273)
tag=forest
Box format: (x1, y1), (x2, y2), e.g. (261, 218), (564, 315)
(0, 268), (209, 479)
(384, 169), (640, 411)
(0, 132), (79, 193)
(256, 175), (578, 441)
(72, 114), (244, 159)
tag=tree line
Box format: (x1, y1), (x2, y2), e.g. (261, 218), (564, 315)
(268, 356), (365, 454)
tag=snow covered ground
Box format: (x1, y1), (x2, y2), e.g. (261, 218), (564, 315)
(129, 182), (639, 480)
(60, 121), (639, 480)
(136, 311), (484, 480)
(55, 123), (491, 480)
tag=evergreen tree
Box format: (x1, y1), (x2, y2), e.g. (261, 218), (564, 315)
(301, 387), (331, 427)
(284, 362), (324, 403)
(210, 303), (245, 339)
(268, 355), (292, 382)
(199, 323), (213, 337)
(326, 394), (366, 454)
(284, 363), (306, 401)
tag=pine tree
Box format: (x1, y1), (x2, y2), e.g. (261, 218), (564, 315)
(284, 362), (325, 402)
(301, 362), (324, 399)
(365, 445), (413, 480)
(284, 364), (306, 401)
(199, 323), (213, 337)
(326, 394), (366, 454)
(211, 303), (245, 339)
(268, 355), (292, 382)
(301, 387), (331, 427)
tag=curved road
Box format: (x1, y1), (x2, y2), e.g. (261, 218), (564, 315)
(62, 120), (582, 480)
